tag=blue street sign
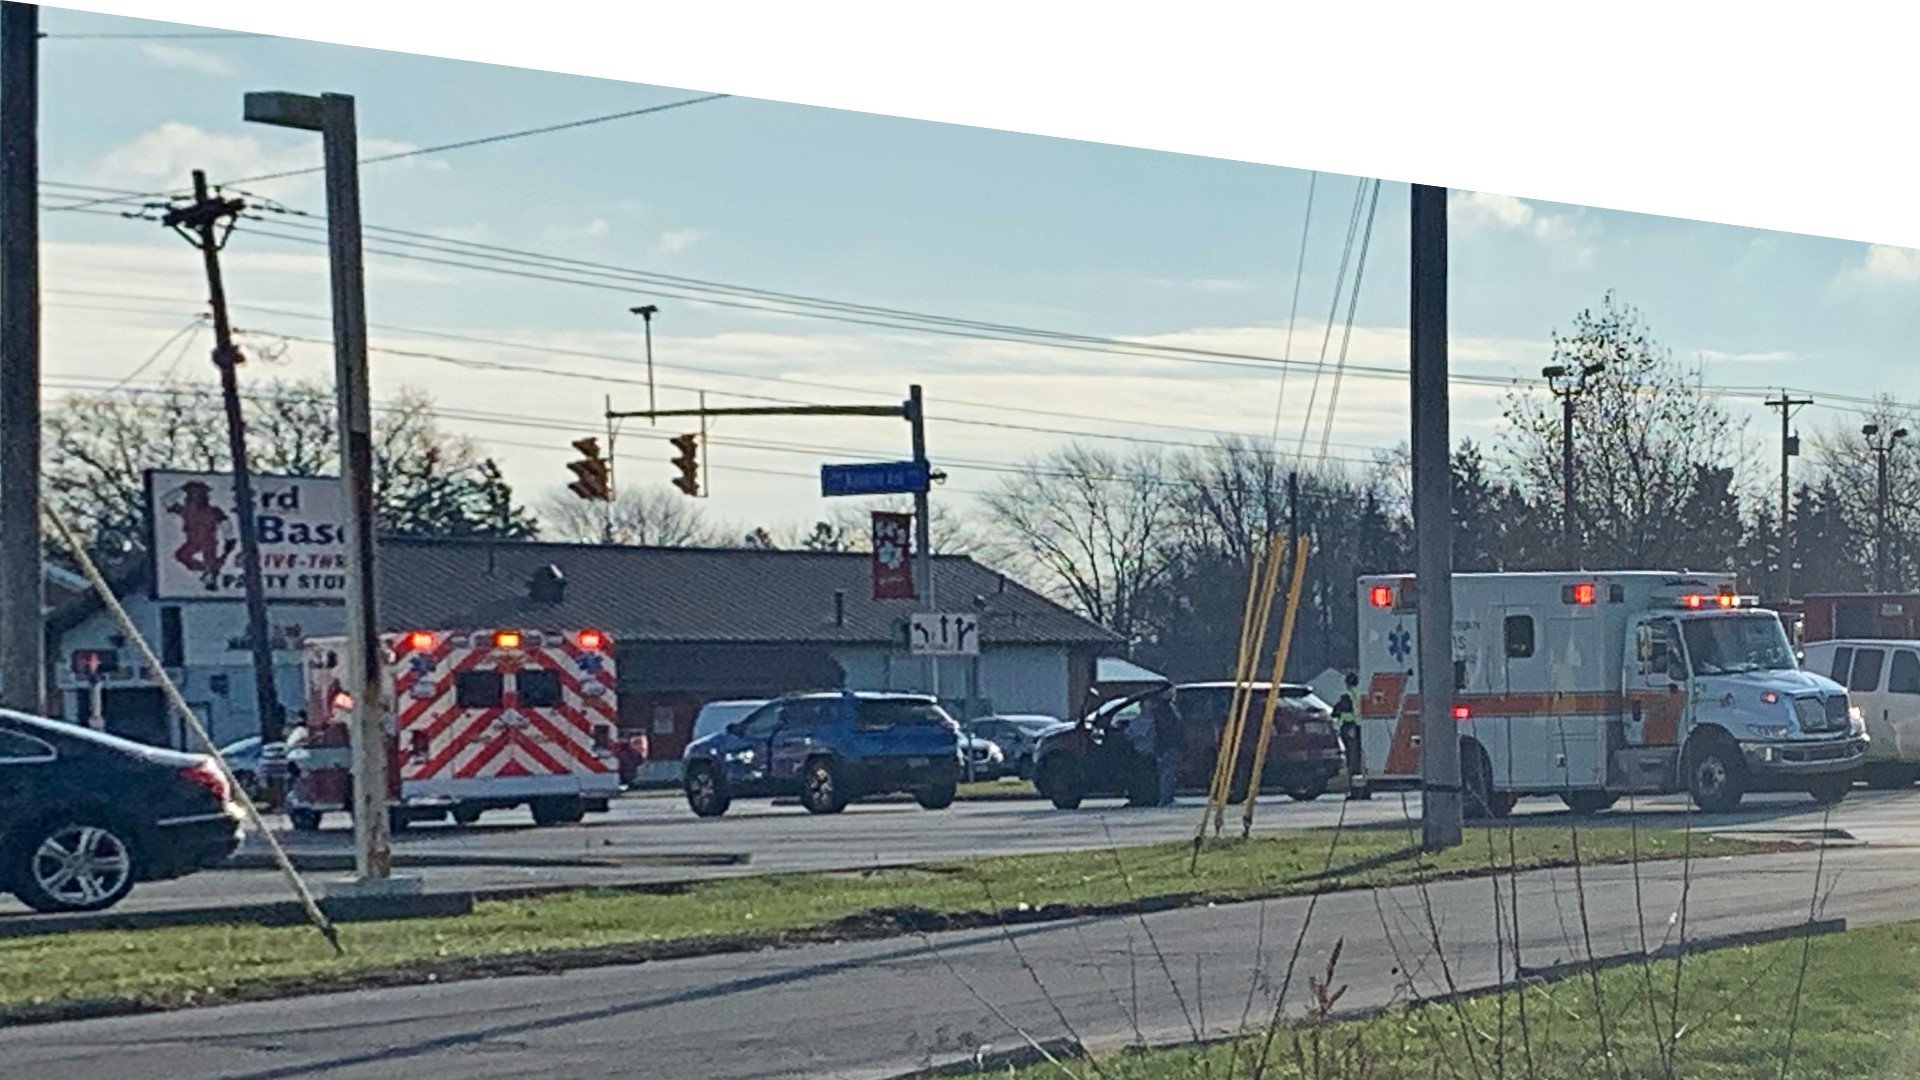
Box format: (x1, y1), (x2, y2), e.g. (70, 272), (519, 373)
(820, 460), (931, 497)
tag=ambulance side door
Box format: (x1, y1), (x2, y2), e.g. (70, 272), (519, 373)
(1624, 615), (1685, 748)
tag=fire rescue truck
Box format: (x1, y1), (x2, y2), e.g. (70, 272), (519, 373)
(1353, 571), (1867, 816)
(287, 627), (621, 830)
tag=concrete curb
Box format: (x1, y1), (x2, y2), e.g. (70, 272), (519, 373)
(0, 890), (476, 939)
(225, 850), (752, 872)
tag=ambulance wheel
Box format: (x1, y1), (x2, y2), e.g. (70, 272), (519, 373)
(1562, 791), (1618, 816)
(450, 804), (484, 827)
(1807, 775), (1852, 806)
(684, 765), (732, 818)
(531, 797), (587, 826)
(1461, 741), (1514, 820)
(387, 807), (412, 834)
(288, 809), (323, 832)
(1685, 733), (1746, 813)
(800, 758), (849, 815)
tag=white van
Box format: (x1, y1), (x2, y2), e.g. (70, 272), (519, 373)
(1800, 639), (1920, 788)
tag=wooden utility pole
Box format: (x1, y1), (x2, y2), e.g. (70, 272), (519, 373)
(1765, 390), (1811, 604)
(1411, 183), (1461, 851)
(162, 172), (287, 758)
(0, 2), (42, 715)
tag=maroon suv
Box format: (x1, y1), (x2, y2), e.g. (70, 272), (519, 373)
(1033, 681), (1346, 809)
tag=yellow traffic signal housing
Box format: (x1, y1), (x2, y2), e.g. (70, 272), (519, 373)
(670, 433), (701, 497)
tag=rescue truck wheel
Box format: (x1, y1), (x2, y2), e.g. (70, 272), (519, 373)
(1038, 756), (1084, 810)
(1461, 742), (1514, 820)
(1685, 733), (1746, 813)
(451, 804), (484, 827)
(1561, 790), (1618, 816)
(1807, 775), (1851, 806)
(684, 765), (732, 818)
(531, 797), (587, 826)
(800, 758), (849, 814)
(288, 809), (323, 832)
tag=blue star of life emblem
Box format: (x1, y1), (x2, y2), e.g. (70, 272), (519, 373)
(1388, 625), (1411, 664)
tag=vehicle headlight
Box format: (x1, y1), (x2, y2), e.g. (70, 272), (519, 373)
(1745, 724), (1790, 739)
(727, 749), (755, 764)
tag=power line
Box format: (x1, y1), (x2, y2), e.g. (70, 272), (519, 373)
(41, 31), (269, 39)
(221, 92), (733, 186)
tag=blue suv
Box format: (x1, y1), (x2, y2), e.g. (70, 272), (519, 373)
(682, 691), (963, 817)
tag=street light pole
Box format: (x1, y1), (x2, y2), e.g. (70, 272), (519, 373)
(1543, 361), (1604, 570)
(629, 304), (659, 425)
(1864, 423), (1908, 592)
(245, 90), (407, 894)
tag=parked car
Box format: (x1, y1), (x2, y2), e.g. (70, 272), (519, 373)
(1033, 681), (1345, 810)
(216, 736), (285, 801)
(0, 710), (242, 913)
(958, 731), (1006, 782)
(1800, 639), (1918, 788)
(681, 691), (962, 816)
(964, 715), (1068, 778)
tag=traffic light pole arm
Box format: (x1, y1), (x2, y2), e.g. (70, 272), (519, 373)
(607, 405), (908, 420)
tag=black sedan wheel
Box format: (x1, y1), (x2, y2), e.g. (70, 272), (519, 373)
(13, 817), (137, 913)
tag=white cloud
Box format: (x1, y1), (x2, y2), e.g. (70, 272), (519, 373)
(139, 43), (235, 77)
(1450, 190), (1592, 264)
(85, 123), (443, 209)
(650, 228), (700, 255)
(1858, 244), (1920, 283)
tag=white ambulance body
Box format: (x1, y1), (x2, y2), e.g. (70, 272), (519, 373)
(300, 627), (621, 827)
(1354, 571), (1866, 814)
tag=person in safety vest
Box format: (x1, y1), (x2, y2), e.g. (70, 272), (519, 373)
(1332, 671), (1370, 800)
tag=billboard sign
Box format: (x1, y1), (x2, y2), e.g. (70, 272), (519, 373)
(147, 470), (347, 602)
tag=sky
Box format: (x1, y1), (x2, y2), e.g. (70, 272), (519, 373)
(28, 7), (1920, 538)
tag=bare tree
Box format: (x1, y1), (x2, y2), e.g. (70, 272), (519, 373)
(45, 375), (535, 559)
(1808, 394), (1920, 589)
(541, 485), (726, 547)
(979, 443), (1176, 649)
(1500, 291), (1753, 570)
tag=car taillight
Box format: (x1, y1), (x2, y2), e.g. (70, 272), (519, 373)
(183, 759), (231, 804)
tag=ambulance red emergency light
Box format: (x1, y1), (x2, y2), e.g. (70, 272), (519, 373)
(1353, 571), (1866, 816)
(287, 627), (620, 830)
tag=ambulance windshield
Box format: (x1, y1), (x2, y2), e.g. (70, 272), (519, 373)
(1679, 613), (1797, 676)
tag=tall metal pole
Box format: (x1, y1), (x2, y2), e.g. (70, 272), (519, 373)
(908, 384), (939, 703)
(0, 2), (43, 716)
(1560, 392), (1575, 569)
(1411, 184), (1461, 851)
(321, 94), (393, 883)
(176, 171), (285, 752)
(1877, 444), (1890, 593)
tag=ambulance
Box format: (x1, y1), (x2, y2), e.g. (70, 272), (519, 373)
(1354, 571), (1867, 815)
(288, 627), (622, 830)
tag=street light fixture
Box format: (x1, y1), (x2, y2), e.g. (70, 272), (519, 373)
(1543, 360), (1605, 569)
(245, 90), (410, 896)
(1864, 423), (1909, 591)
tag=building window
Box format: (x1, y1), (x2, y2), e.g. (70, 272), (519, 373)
(160, 607), (184, 668)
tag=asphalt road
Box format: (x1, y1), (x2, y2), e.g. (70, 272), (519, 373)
(8, 784), (1920, 917)
(5, 842), (1911, 1080)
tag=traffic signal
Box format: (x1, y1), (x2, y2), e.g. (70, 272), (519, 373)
(568, 436), (612, 501)
(670, 433), (701, 497)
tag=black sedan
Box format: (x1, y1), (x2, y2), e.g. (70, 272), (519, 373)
(0, 711), (243, 913)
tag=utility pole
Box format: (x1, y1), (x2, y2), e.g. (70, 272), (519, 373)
(1411, 184), (1460, 851)
(1766, 391), (1812, 603)
(1543, 361), (1604, 570)
(245, 90), (401, 890)
(908, 384), (938, 703)
(1864, 422), (1908, 592)
(0, 2), (43, 716)
(162, 172), (285, 759)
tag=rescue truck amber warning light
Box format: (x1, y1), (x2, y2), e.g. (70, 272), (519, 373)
(494, 631), (521, 649)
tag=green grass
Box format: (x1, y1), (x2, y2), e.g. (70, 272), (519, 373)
(0, 825), (1785, 1018)
(993, 918), (1920, 1080)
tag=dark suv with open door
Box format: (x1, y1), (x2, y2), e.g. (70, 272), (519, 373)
(1033, 681), (1345, 809)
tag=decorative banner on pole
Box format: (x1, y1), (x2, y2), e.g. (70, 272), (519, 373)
(871, 511), (916, 600)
